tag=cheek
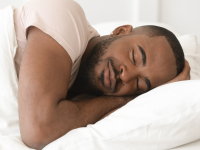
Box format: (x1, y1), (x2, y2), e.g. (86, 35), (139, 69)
(146, 57), (177, 88)
(148, 67), (176, 88)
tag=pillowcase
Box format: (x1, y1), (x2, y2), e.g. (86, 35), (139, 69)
(43, 80), (200, 150)
(178, 35), (200, 80)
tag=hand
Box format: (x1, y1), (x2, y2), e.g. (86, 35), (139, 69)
(166, 59), (191, 84)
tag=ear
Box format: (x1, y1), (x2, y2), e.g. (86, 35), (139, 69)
(110, 25), (133, 37)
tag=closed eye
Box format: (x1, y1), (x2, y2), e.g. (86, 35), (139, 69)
(132, 49), (136, 65)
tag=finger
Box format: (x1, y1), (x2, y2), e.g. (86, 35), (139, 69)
(185, 60), (191, 69)
(188, 72), (191, 80)
(184, 60), (189, 68)
(183, 60), (191, 75)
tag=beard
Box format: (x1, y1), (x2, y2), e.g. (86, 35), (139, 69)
(78, 56), (121, 96)
(77, 36), (123, 96)
(77, 44), (105, 96)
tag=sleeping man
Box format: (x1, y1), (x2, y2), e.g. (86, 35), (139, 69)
(14, 0), (190, 149)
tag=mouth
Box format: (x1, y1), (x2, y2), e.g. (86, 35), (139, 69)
(104, 62), (111, 89)
(104, 60), (116, 91)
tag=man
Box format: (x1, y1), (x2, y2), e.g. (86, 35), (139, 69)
(14, 0), (190, 149)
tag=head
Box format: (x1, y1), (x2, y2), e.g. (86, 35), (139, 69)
(78, 25), (184, 96)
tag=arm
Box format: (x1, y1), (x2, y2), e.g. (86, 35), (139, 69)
(18, 27), (131, 150)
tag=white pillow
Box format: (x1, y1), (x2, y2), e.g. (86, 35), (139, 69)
(43, 80), (200, 150)
(0, 6), (19, 136)
(178, 35), (200, 80)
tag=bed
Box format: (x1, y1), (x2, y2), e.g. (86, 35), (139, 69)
(0, 6), (200, 150)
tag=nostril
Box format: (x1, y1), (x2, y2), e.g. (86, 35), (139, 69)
(121, 69), (123, 73)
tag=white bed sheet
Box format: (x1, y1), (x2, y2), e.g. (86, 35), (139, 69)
(171, 139), (200, 150)
(1, 136), (200, 150)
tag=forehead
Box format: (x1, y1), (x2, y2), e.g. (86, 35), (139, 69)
(110, 34), (169, 49)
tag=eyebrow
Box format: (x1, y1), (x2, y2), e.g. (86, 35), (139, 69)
(138, 45), (146, 66)
(145, 77), (151, 92)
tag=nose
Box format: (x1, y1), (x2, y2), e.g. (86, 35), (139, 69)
(119, 64), (138, 84)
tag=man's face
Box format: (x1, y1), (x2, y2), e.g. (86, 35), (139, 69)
(80, 34), (177, 96)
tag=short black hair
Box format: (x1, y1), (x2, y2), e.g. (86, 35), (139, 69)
(131, 25), (185, 75)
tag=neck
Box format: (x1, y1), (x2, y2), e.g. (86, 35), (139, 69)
(81, 35), (111, 64)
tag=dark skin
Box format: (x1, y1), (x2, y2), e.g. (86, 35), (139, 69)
(18, 25), (190, 150)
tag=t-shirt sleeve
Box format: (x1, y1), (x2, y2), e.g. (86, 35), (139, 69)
(20, 0), (99, 63)
(87, 20), (100, 41)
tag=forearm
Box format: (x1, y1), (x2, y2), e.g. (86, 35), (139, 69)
(24, 96), (130, 150)
(52, 96), (130, 138)
(72, 96), (129, 125)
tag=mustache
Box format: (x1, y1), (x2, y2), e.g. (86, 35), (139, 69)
(110, 59), (121, 93)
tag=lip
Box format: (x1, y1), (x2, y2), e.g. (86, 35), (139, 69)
(104, 62), (111, 89)
(108, 60), (116, 91)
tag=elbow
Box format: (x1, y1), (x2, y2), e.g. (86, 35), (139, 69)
(21, 126), (49, 150)
(23, 141), (45, 150)
(19, 106), (58, 149)
(22, 134), (46, 150)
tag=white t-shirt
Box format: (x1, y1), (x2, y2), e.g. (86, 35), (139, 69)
(14, 0), (99, 88)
